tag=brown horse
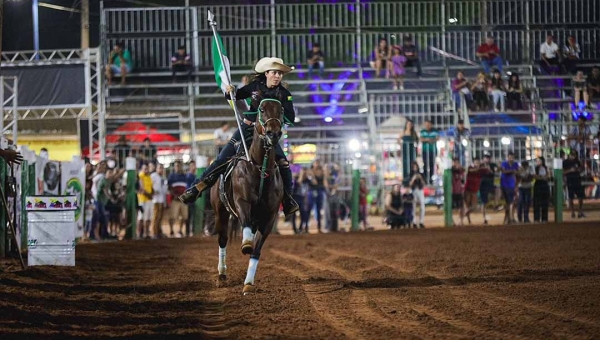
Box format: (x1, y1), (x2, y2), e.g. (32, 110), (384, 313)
(210, 98), (284, 295)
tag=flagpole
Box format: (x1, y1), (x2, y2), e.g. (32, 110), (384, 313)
(208, 10), (250, 161)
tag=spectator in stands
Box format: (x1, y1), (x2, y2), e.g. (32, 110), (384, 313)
(399, 119), (418, 185)
(307, 160), (328, 233)
(500, 152), (519, 224)
(306, 43), (325, 78)
(137, 163), (153, 238)
(476, 36), (503, 74)
(573, 71), (591, 109)
(420, 119), (439, 184)
(471, 72), (490, 111)
(408, 161), (426, 228)
(464, 157), (490, 225)
(490, 69), (507, 112)
(480, 154), (498, 224)
(139, 138), (157, 165)
(114, 135), (130, 169)
(374, 38), (391, 78)
(451, 71), (472, 112)
(451, 157), (466, 226)
(106, 41), (133, 85)
(453, 119), (470, 167)
(533, 156), (551, 223)
(563, 150), (585, 218)
(185, 161), (197, 236)
(171, 45), (192, 82)
(517, 161), (534, 223)
(390, 46), (406, 90)
(562, 36), (581, 74)
(151, 163), (166, 238)
(540, 35), (561, 75)
(168, 160), (189, 237)
(568, 116), (592, 160)
(402, 36), (422, 77)
(587, 67), (600, 101)
(214, 122), (233, 155)
(506, 73), (524, 111)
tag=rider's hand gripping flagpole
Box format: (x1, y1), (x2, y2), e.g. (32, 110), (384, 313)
(208, 10), (251, 161)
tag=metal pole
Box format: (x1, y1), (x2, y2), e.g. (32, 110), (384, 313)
(441, 0), (447, 69)
(12, 77), (17, 144)
(188, 83), (198, 157)
(355, 0), (361, 67)
(194, 156), (207, 236)
(351, 159), (360, 231)
(442, 153), (453, 227)
(0, 158), (5, 257)
(553, 158), (563, 223)
(33, 0), (39, 51)
(270, 0), (276, 57)
(0, 0), (4, 56)
(81, 0), (89, 49)
(207, 10), (250, 161)
(0, 77), (4, 134)
(524, 0), (531, 62)
(125, 157), (137, 240)
(21, 159), (29, 251)
(191, 6), (200, 75)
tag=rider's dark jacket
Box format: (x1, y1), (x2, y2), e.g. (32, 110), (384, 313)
(225, 79), (296, 124)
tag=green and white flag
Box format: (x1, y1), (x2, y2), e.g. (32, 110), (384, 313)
(212, 32), (250, 112)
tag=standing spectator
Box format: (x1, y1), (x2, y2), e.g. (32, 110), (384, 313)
(587, 67), (600, 101)
(572, 70), (591, 109)
(479, 154), (498, 224)
(568, 117), (592, 160)
(506, 73), (524, 111)
(306, 43), (325, 78)
(137, 164), (154, 239)
(540, 35), (561, 75)
(374, 38), (391, 78)
(105, 41), (133, 85)
(476, 36), (503, 74)
(453, 119), (470, 167)
(517, 161), (534, 223)
(451, 157), (466, 226)
(563, 150), (585, 218)
(185, 161), (197, 236)
(359, 178), (371, 230)
(562, 36), (581, 74)
(464, 157), (490, 225)
(402, 36), (422, 77)
(297, 168), (312, 234)
(171, 45), (192, 82)
(420, 120), (439, 184)
(500, 152), (519, 224)
(490, 69), (507, 112)
(390, 46), (406, 90)
(168, 161), (189, 237)
(139, 138), (157, 165)
(291, 168), (308, 234)
(151, 163), (166, 238)
(533, 157), (551, 223)
(307, 160), (328, 233)
(114, 135), (130, 169)
(106, 171), (124, 238)
(385, 184), (404, 230)
(451, 71), (472, 112)
(401, 183), (414, 228)
(471, 72), (490, 111)
(399, 119), (418, 185)
(214, 122), (234, 155)
(409, 161), (426, 228)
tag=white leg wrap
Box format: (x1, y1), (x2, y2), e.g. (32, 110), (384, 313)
(242, 227), (254, 244)
(218, 247), (227, 275)
(244, 258), (259, 285)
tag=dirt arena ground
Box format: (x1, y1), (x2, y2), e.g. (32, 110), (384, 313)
(1, 221), (600, 339)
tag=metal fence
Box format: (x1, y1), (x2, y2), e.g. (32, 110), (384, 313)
(102, 1), (600, 70)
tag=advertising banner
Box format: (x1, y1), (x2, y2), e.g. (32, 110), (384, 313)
(61, 158), (86, 238)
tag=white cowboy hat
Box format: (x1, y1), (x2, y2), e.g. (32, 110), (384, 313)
(254, 57), (293, 74)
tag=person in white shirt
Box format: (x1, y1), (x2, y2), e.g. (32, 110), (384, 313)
(150, 163), (166, 238)
(540, 35), (560, 74)
(214, 122), (234, 154)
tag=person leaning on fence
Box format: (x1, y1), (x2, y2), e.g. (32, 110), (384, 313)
(178, 57), (299, 216)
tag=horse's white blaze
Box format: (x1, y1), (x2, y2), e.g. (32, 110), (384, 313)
(242, 227), (254, 244)
(218, 247), (227, 275)
(244, 258), (259, 285)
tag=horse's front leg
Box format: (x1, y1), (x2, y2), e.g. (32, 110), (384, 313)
(235, 200), (255, 255)
(242, 214), (277, 295)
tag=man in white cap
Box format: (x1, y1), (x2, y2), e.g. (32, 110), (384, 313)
(179, 57), (299, 216)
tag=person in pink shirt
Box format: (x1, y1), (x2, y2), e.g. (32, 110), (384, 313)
(390, 46), (407, 90)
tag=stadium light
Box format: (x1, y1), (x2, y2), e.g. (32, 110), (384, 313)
(324, 116), (333, 123)
(501, 136), (511, 145)
(354, 152), (362, 158)
(449, 18), (458, 23)
(348, 139), (360, 151)
(483, 139), (491, 148)
(358, 107), (368, 113)
(534, 141), (543, 148)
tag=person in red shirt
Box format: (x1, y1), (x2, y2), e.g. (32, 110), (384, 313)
(476, 36), (504, 74)
(451, 157), (466, 226)
(464, 158), (491, 225)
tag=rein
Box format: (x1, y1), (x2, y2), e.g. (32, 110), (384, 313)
(254, 98), (283, 199)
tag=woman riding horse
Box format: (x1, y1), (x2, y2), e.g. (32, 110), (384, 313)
(179, 57), (299, 216)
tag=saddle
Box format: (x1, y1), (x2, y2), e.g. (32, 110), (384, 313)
(218, 152), (246, 219)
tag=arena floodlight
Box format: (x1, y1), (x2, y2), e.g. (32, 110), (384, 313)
(501, 136), (511, 145)
(324, 116), (333, 123)
(358, 107), (368, 113)
(483, 139), (491, 148)
(348, 139), (360, 151)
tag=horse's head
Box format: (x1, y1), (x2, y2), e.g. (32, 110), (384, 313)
(255, 98), (284, 149)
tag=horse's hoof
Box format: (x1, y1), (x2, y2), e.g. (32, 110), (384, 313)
(218, 274), (227, 281)
(242, 284), (256, 295)
(241, 241), (254, 255)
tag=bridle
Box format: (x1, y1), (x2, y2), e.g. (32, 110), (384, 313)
(255, 98), (284, 149)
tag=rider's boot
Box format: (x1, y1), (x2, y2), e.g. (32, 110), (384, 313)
(279, 160), (300, 216)
(178, 163), (228, 203)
